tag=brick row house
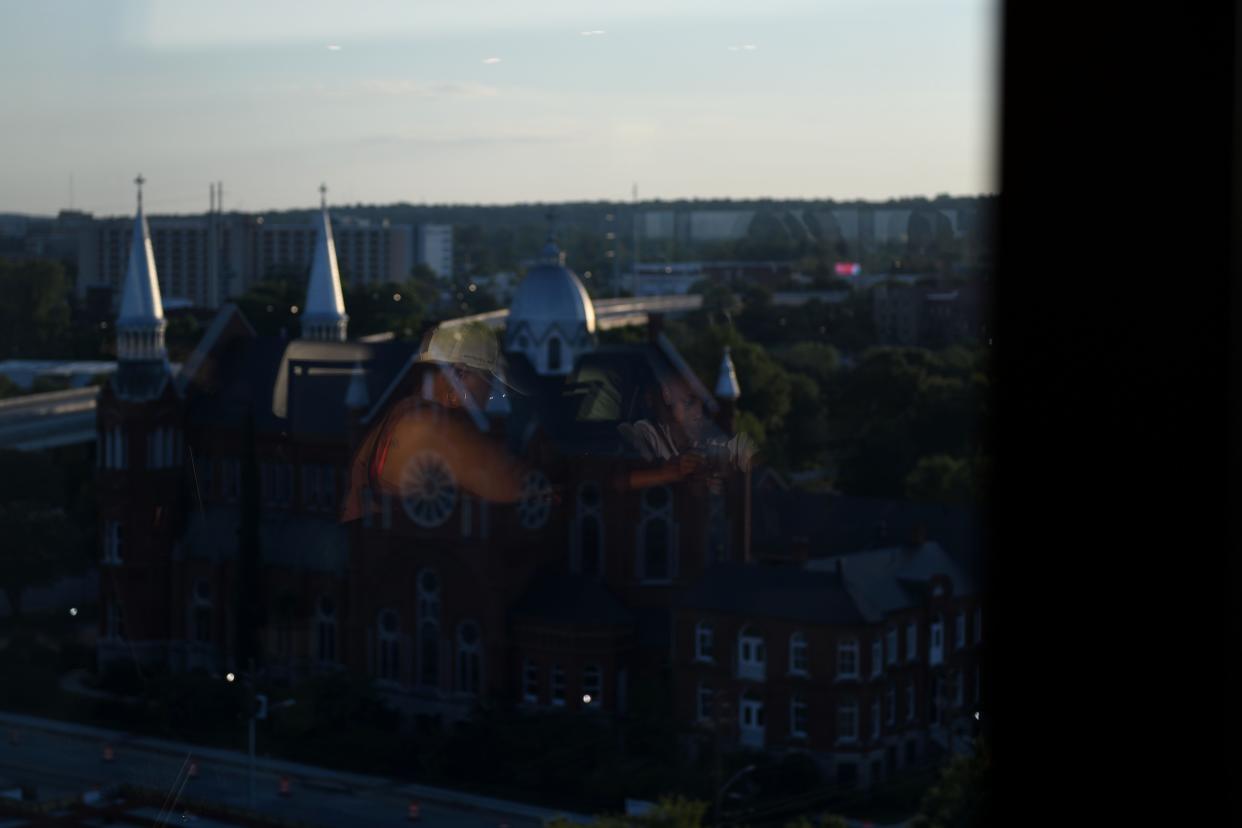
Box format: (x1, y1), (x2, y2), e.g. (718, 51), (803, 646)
(96, 181), (982, 789)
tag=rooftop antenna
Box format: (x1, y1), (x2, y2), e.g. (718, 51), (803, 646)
(217, 180), (223, 213)
(69, 173), (74, 210)
(135, 173), (145, 212)
(320, 182), (328, 211)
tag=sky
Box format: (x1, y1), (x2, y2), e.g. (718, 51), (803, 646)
(0, 0), (998, 217)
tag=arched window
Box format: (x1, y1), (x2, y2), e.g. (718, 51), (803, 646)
(575, 483), (603, 576)
(546, 337), (562, 372)
(378, 609), (400, 682)
(929, 614), (945, 665)
(737, 625), (766, 680)
(637, 486), (675, 582)
(790, 632), (809, 675)
(418, 570), (441, 687)
(317, 596), (337, 664)
(695, 621), (714, 662)
(836, 637), (858, 678)
(457, 621), (481, 695)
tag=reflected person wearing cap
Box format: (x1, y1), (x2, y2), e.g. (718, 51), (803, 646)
(339, 322), (529, 524)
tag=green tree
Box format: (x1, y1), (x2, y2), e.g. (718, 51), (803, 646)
(910, 748), (990, 828)
(0, 259), (71, 359)
(0, 501), (83, 617)
(904, 455), (974, 505)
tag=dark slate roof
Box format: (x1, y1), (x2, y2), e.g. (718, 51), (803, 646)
(510, 568), (635, 628)
(678, 562), (867, 626)
(805, 541), (976, 623)
(112, 359), (172, 402)
(187, 334), (418, 436)
(751, 489), (981, 572)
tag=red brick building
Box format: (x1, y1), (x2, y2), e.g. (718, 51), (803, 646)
(96, 187), (980, 789)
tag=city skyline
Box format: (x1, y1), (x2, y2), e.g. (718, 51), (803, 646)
(2, 0), (997, 216)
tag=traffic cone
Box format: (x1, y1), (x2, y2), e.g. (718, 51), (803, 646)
(187, 759), (199, 779)
(407, 800), (421, 821)
(102, 744), (114, 762)
(278, 775), (291, 797)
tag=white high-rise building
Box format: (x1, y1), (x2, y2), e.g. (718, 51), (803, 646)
(416, 224), (454, 279)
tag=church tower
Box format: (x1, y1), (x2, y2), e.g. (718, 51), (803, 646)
(300, 184), (349, 342)
(96, 175), (185, 671)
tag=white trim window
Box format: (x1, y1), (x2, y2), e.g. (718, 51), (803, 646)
(885, 627), (898, 666)
(906, 683), (916, 722)
(955, 613), (965, 649)
(790, 696), (808, 739)
(550, 664), (566, 706)
(790, 632), (809, 675)
(103, 521), (124, 565)
(737, 626), (766, 681)
(836, 700), (858, 744)
(695, 621), (714, 662)
(697, 683), (714, 723)
(974, 607), (982, 644)
(522, 659), (539, 703)
(871, 638), (883, 679)
(929, 616), (945, 665)
(871, 698), (882, 741)
(582, 664), (602, 708)
(886, 683), (896, 725)
(739, 694), (765, 749)
(906, 622), (918, 662)
(837, 638), (858, 679)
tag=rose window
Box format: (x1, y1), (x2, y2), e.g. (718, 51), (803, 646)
(517, 469), (553, 530)
(400, 450), (457, 528)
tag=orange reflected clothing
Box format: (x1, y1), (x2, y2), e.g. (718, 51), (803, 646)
(340, 396), (527, 523)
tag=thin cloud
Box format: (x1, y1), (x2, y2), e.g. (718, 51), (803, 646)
(482, 57), (502, 64)
(727, 44), (759, 51)
(359, 79), (499, 98)
(579, 30), (606, 36)
(326, 44), (342, 51)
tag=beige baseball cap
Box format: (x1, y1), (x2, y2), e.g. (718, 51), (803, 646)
(415, 322), (526, 393)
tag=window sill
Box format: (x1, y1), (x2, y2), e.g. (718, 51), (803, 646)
(695, 656), (715, 665)
(834, 674), (859, 683)
(787, 670), (809, 679)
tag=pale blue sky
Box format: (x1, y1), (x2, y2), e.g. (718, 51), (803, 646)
(0, 0), (998, 216)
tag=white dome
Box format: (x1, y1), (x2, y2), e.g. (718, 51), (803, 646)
(504, 241), (596, 376)
(507, 242), (596, 335)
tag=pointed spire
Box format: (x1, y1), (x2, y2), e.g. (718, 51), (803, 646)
(116, 174), (167, 361)
(715, 346), (740, 400)
(345, 361), (370, 409)
(301, 183), (349, 342)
